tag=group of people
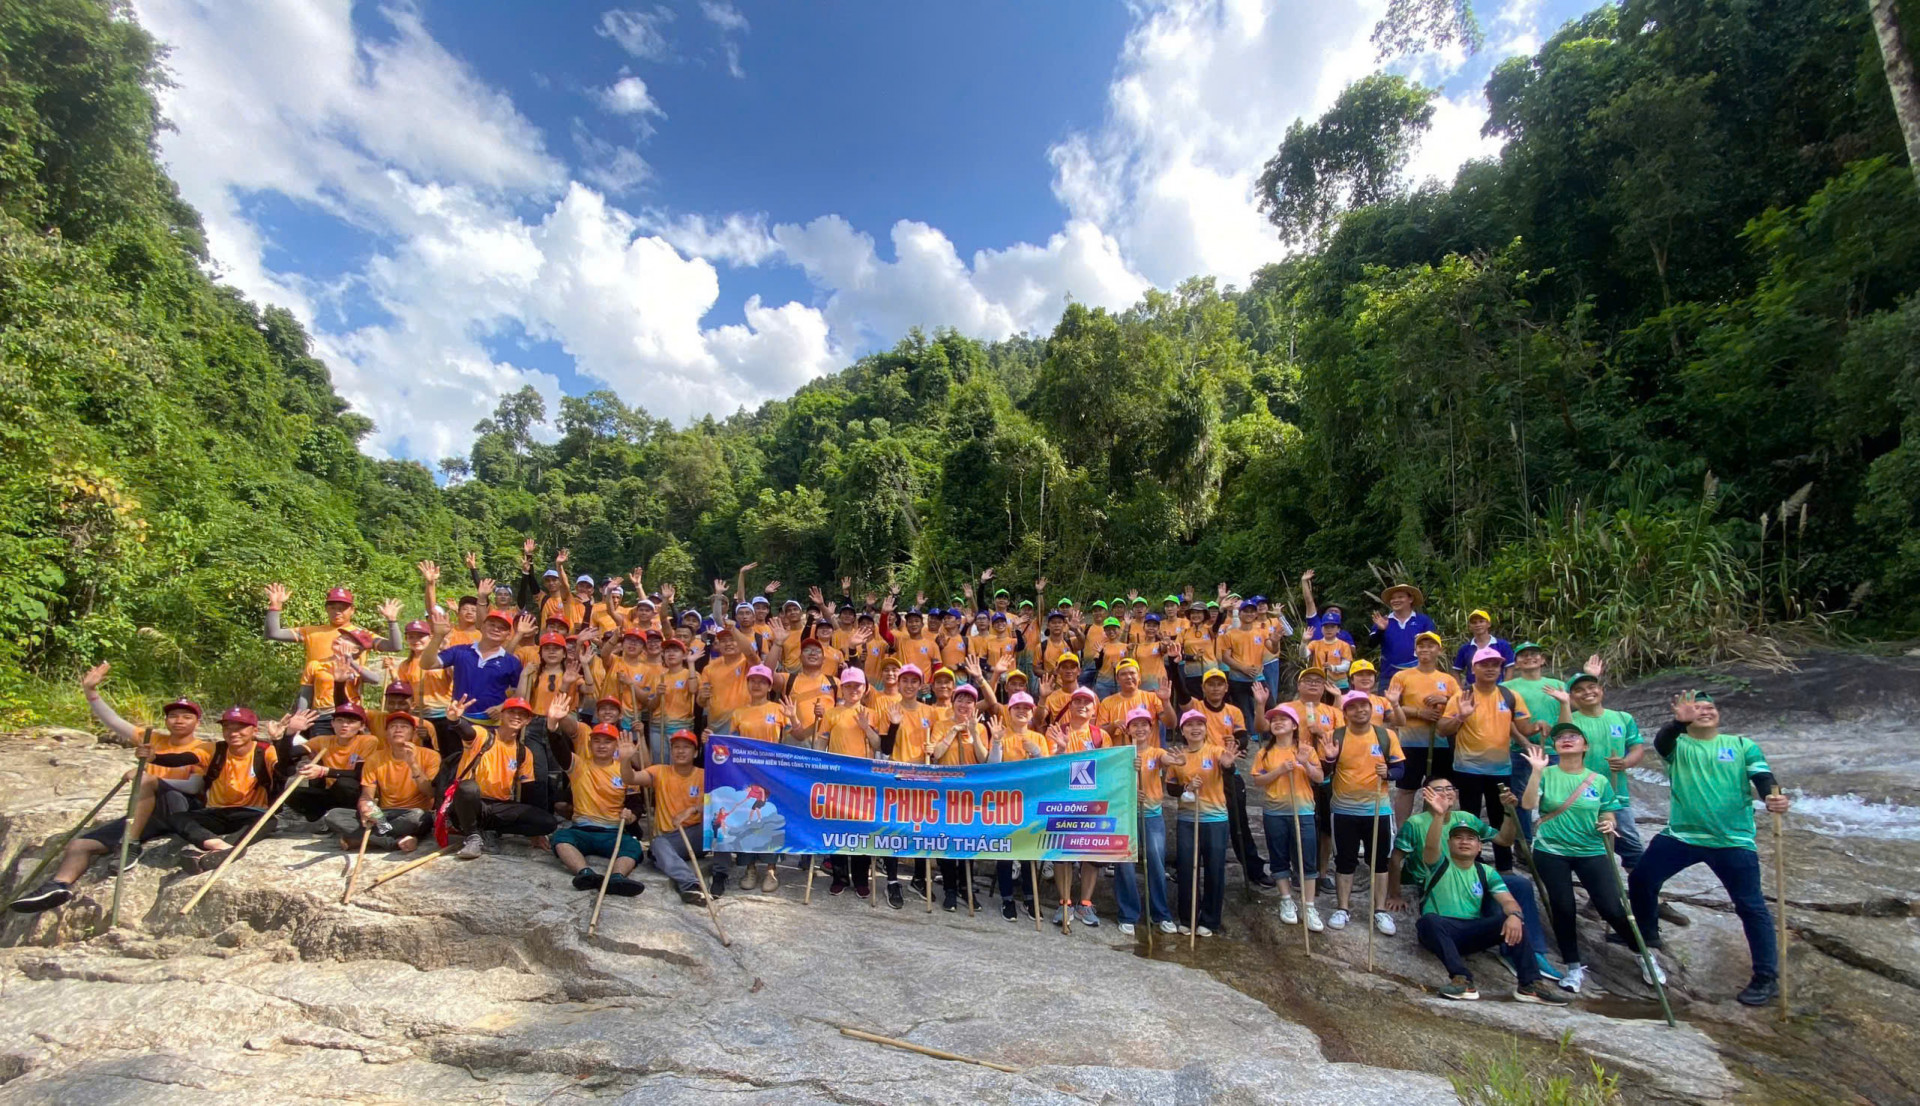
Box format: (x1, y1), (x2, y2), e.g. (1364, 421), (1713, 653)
(8, 550), (1791, 1008)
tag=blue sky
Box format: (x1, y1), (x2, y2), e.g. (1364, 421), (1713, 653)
(132, 0), (1589, 464)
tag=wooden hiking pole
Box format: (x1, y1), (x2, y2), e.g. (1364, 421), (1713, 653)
(1366, 778), (1387, 972)
(804, 853), (817, 905)
(108, 742), (147, 928)
(1287, 767), (1310, 956)
(962, 860), (976, 917)
(1771, 786), (1789, 1020)
(1606, 833), (1676, 1028)
(1188, 795), (1201, 950)
(341, 827), (373, 905)
(677, 822), (730, 947)
(368, 846), (448, 888)
(4, 776), (127, 913)
(180, 778), (306, 915)
(1029, 862), (1043, 934)
(588, 814), (629, 937)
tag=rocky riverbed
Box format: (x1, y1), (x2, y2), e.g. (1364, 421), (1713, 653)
(2, 650), (1916, 1104)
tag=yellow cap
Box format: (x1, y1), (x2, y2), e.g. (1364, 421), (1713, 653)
(931, 667), (956, 681)
(1348, 659), (1376, 677)
(1056, 652), (1080, 666)
(1115, 658), (1140, 673)
(1468, 609), (1492, 623)
(1415, 631), (1444, 647)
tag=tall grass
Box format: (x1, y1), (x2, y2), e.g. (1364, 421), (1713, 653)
(1450, 1034), (1620, 1105)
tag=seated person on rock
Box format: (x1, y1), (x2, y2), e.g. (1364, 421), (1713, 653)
(550, 720), (645, 898)
(321, 709), (442, 853)
(284, 702), (379, 823)
(10, 663), (216, 914)
(1414, 821), (1568, 1005)
(175, 707), (310, 871)
(437, 695), (561, 860)
(632, 729), (726, 905)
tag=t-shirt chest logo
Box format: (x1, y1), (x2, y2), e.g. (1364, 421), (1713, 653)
(1583, 786), (1601, 800)
(1201, 758), (1215, 770)
(688, 784), (698, 796)
(1469, 881), (1484, 896)
(610, 775), (624, 789)
(1717, 747), (1737, 762)
(1369, 743), (1381, 756)
(1608, 724), (1624, 737)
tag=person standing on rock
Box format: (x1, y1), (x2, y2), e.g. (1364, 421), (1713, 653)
(1628, 691), (1791, 1007)
(631, 730), (725, 904)
(1324, 690), (1404, 935)
(1110, 706), (1176, 936)
(549, 724), (646, 898)
(1414, 820), (1569, 1005)
(1247, 703), (1325, 932)
(438, 695), (561, 860)
(9, 664), (217, 914)
(1164, 709), (1226, 937)
(1520, 724), (1656, 994)
(1437, 647), (1536, 873)
(1542, 659), (1648, 869)
(1385, 632), (1456, 826)
(322, 710), (442, 853)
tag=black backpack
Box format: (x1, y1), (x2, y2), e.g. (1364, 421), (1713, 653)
(204, 741), (274, 807)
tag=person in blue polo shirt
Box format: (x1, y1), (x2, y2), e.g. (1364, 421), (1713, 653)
(420, 608), (524, 717)
(1368, 583), (1435, 676)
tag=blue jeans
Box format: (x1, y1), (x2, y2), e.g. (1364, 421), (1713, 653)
(1509, 749), (1535, 839)
(1629, 832), (1777, 979)
(1262, 810), (1317, 891)
(1612, 795), (1646, 868)
(1114, 813), (1173, 924)
(1263, 658), (1282, 701)
(1501, 870), (1553, 958)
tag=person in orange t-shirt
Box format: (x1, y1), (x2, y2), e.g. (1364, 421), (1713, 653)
(173, 706), (299, 870)
(549, 725), (646, 897)
(321, 711), (443, 852)
(1249, 703), (1327, 928)
(629, 730), (727, 903)
(286, 702), (380, 823)
(442, 697), (561, 859)
(1113, 707), (1177, 933)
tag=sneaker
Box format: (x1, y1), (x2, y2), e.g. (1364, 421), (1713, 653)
(854, 882), (871, 899)
(1316, 875), (1336, 895)
(195, 847), (231, 872)
(710, 871), (728, 898)
(607, 874), (646, 897)
(1157, 920), (1178, 934)
(887, 882), (904, 910)
(943, 891), (959, 912)
(742, 863), (759, 886)
(7, 880), (72, 914)
(909, 876), (927, 897)
(1642, 955), (1669, 988)
(1278, 898), (1299, 925)
(679, 887), (706, 905)
(1119, 923), (1136, 936)
(829, 877), (848, 896)
(1515, 980), (1571, 1006)
(1304, 904), (1325, 932)
(760, 867), (779, 893)
(457, 834), (486, 860)
(1327, 909), (1350, 930)
(1439, 976), (1479, 1001)
(1534, 955), (1565, 982)
(1253, 873), (1278, 890)
(1373, 911), (1397, 936)
(1195, 925), (1214, 938)
(1560, 964), (1588, 994)
(1075, 903), (1100, 927)
(1049, 905), (1068, 926)
(572, 868), (601, 891)
(1178, 924), (1193, 936)
(1737, 975), (1777, 1006)
(1002, 899), (1018, 921)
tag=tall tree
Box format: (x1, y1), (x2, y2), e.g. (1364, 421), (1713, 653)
(1256, 75), (1437, 247)
(1868, 0), (1920, 188)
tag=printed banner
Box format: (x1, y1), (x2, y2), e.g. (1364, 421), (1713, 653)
(701, 736), (1138, 861)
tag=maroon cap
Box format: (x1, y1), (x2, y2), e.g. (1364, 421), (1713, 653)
(498, 696), (534, 716)
(162, 698), (202, 718)
(385, 710), (419, 729)
(219, 706), (258, 727)
(344, 629), (376, 649)
(325, 587), (354, 605)
(383, 680), (415, 698)
(404, 620), (430, 636)
(333, 702), (368, 723)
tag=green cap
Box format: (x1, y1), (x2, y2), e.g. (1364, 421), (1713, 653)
(1515, 641), (1544, 654)
(1205, 601), (1219, 609)
(1092, 600), (1108, 610)
(993, 588), (1009, 597)
(1057, 597), (1074, 608)
(1567, 671), (1599, 689)
(1549, 721), (1585, 741)
(1017, 598), (1034, 608)
(1103, 616), (1122, 627)
(1163, 594), (1182, 604)
(1111, 597), (1126, 609)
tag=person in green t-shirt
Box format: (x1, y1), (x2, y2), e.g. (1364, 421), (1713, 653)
(1628, 691), (1792, 1007)
(1503, 642), (1565, 839)
(1540, 659), (1648, 867)
(1521, 725), (1651, 994)
(1413, 821), (1567, 1004)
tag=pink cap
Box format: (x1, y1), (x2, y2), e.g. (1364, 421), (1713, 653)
(1007, 692), (1036, 709)
(838, 667), (867, 686)
(1471, 645), (1506, 665)
(1123, 707), (1155, 726)
(1267, 703), (1302, 729)
(897, 664), (924, 681)
(953, 684), (980, 700)
(1178, 709), (1207, 727)
(746, 664), (775, 682)
(1341, 690), (1373, 707)
(1068, 686), (1097, 703)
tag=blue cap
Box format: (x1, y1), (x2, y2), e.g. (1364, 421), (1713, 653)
(1322, 610), (1342, 625)
(1145, 613), (1161, 623)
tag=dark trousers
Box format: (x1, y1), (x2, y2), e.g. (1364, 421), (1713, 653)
(450, 780), (560, 838)
(994, 860), (1031, 902)
(1416, 911), (1540, 985)
(1629, 832), (1777, 980)
(938, 858), (976, 905)
(1175, 819), (1228, 930)
(1534, 849), (1636, 964)
(1397, 745), (1453, 792)
(174, 806), (275, 849)
(286, 777), (363, 823)
(83, 789), (195, 850)
(1332, 812), (1393, 875)
(1455, 773), (1513, 870)
(1221, 766), (1268, 882)
(519, 721), (558, 813)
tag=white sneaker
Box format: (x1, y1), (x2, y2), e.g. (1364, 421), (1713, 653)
(1119, 923), (1136, 936)
(1561, 964), (1588, 993)
(1178, 924), (1193, 936)
(456, 833), (485, 860)
(1327, 909), (1350, 930)
(1196, 926), (1214, 938)
(1373, 911), (1397, 936)
(1278, 897), (1299, 925)
(1641, 954), (1667, 986)
(1304, 904), (1325, 932)
(1157, 920), (1178, 934)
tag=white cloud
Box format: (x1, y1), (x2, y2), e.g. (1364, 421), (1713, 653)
(597, 6), (675, 61)
(598, 75), (664, 118)
(699, 0), (748, 34)
(574, 125), (653, 195)
(1403, 91), (1505, 186)
(639, 211), (781, 266)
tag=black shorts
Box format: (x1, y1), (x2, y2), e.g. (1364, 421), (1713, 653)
(1397, 745), (1454, 791)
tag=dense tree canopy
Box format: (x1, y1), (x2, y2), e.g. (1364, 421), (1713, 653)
(2, 0), (1917, 717)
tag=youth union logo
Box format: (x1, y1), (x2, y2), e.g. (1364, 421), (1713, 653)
(1068, 759), (1097, 790)
(710, 743), (731, 765)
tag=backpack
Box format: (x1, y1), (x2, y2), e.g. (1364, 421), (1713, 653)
(204, 740), (273, 808)
(1422, 856), (1501, 919)
(433, 731), (497, 847)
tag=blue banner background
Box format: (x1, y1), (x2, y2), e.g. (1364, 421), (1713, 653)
(701, 736), (1138, 861)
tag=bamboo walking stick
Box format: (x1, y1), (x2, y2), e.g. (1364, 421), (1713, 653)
(1189, 794), (1201, 950)
(1287, 765), (1310, 956)
(368, 846), (448, 888)
(1029, 862), (1042, 934)
(1771, 786), (1789, 1020)
(1606, 832), (1675, 1027)
(1367, 778), (1387, 972)
(588, 814), (628, 937)
(108, 749), (146, 928)
(963, 859), (976, 917)
(179, 778), (307, 915)
(804, 852), (817, 905)
(836, 1026), (1020, 1073)
(1140, 808), (1153, 955)
(676, 821), (730, 947)
(341, 827), (373, 905)
(4, 776), (127, 912)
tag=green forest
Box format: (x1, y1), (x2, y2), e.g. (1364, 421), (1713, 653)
(2, 0), (1917, 721)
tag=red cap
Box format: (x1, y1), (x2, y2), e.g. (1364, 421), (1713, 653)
(219, 706), (258, 727)
(538, 632), (567, 648)
(384, 680), (415, 698)
(325, 587), (354, 605)
(333, 702), (368, 722)
(664, 637), (688, 651)
(404, 620), (430, 636)
(596, 695), (625, 710)
(161, 698), (202, 718)
(589, 723), (622, 740)
(483, 611), (513, 627)
(621, 628), (644, 641)
(799, 637), (824, 650)
(498, 696), (534, 716)
(385, 710), (419, 729)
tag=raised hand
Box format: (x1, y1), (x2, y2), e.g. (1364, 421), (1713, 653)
(1524, 743), (1550, 772)
(660, 582), (676, 605)
(1584, 653), (1604, 679)
(980, 568), (994, 584)
(419, 561), (442, 585)
(888, 703), (904, 727)
(1670, 690), (1700, 723)
(1545, 684), (1571, 705)
(447, 696), (475, 723)
(1457, 688), (1476, 715)
(741, 561), (760, 576)
(1252, 681), (1269, 706)
(1372, 612), (1388, 630)
(809, 585), (826, 608)
(80, 661), (110, 692)
(1216, 582), (1228, 600)
(712, 578), (728, 598)
(765, 580), (782, 595)
(1035, 576), (1047, 592)
(546, 693), (573, 726)
(881, 592), (896, 613)
(516, 612), (537, 637)
(523, 537), (537, 556)
(841, 576), (852, 594)
(1300, 569), (1314, 584)
(914, 591), (927, 609)
(554, 548), (570, 567)
(463, 551), (479, 570)
(265, 582), (290, 610)
(477, 576), (496, 597)
(961, 582), (974, 600)
(430, 610), (452, 636)
(864, 590), (878, 608)
(378, 598), (403, 622)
